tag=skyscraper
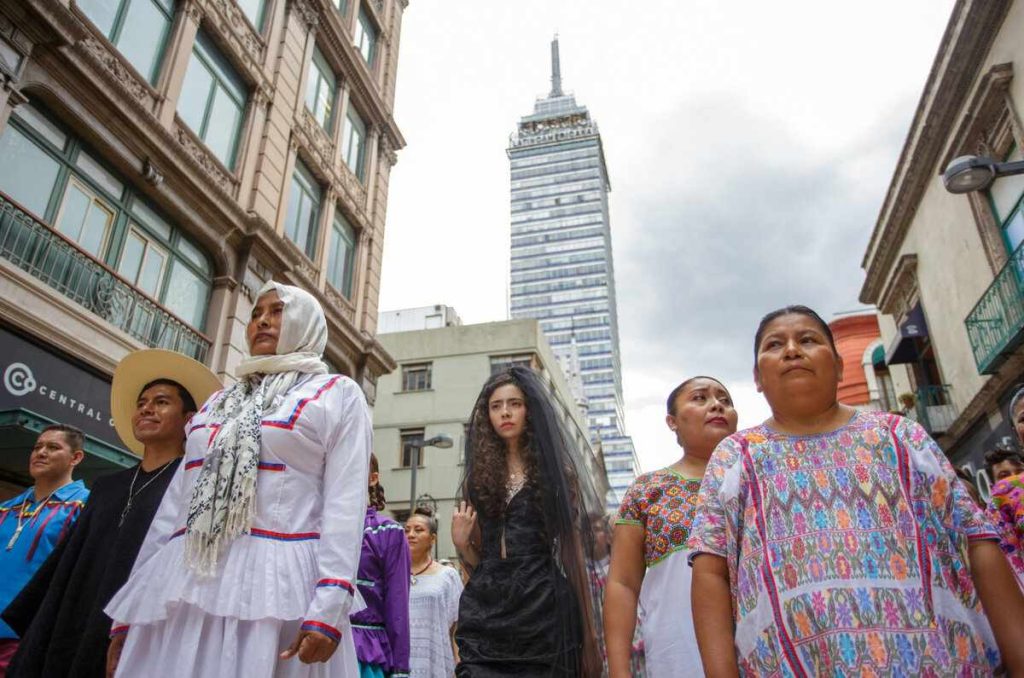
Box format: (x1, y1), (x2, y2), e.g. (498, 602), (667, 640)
(507, 37), (638, 508)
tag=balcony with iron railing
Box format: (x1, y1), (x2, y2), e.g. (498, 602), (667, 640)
(0, 192), (211, 362)
(965, 241), (1024, 374)
(911, 384), (958, 436)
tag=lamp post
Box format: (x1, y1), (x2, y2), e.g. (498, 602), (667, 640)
(406, 434), (453, 521)
(942, 155), (1024, 194)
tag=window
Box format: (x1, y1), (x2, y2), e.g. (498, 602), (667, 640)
(335, 0), (348, 15)
(55, 178), (116, 258)
(401, 363), (431, 391)
(400, 429), (424, 468)
(988, 144), (1024, 256)
(178, 32), (249, 170)
(354, 8), (377, 67)
(0, 104), (214, 330)
(490, 354), (533, 375)
(341, 105), (367, 181)
(305, 47), (336, 131)
(76, 0), (174, 84)
(284, 161), (321, 259)
(235, 0), (267, 30)
(327, 211), (357, 297)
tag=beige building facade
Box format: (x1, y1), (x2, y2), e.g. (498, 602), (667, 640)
(0, 0), (405, 487)
(860, 0), (1024, 496)
(373, 318), (610, 562)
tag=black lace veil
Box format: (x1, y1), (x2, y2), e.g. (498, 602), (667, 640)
(461, 366), (604, 676)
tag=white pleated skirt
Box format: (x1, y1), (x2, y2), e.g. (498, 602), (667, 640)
(114, 603), (359, 678)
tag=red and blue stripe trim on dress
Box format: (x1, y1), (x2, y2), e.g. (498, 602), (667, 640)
(169, 527), (319, 541)
(316, 578), (354, 594)
(300, 620), (341, 642)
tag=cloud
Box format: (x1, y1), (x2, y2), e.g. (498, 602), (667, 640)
(612, 96), (914, 468)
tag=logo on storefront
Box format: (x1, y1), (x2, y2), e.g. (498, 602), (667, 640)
(3, 362), (36, 397)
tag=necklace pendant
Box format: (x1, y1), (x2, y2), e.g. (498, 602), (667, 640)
(6, 524), (24, 551)
(410, 575), (417, 586)
(118, 500), (132, 527)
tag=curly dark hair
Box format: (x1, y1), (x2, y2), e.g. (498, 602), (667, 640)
(465, 371), (542, 520)
(368, 453), (386, 511)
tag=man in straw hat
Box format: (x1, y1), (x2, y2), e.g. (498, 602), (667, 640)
(2, 349), (220, 678)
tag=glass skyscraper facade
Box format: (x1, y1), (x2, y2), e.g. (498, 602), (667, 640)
(507, 38), (638, 509)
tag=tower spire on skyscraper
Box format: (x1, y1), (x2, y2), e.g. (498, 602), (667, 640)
(550, 34), (563, 97)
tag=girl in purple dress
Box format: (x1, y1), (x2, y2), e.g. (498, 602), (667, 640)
(352, 454), (411, 678)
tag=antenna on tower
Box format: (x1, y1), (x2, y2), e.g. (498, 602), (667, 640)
(550, 34), (563, 97)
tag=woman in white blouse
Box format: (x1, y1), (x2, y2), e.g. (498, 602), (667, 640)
(405, 506), (462, 677)
(106, 281), (371, 677)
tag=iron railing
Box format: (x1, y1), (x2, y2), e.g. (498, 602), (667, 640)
(914, 384), (957, 435)
(965, 242), (1024, 374)
(0, 193), (210, 361)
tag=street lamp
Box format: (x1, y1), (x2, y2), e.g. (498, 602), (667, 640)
(942, 155), (1024, 194)
(406, 434), (453, 521)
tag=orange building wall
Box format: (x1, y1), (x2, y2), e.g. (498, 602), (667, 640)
(829, 314), (883, 407)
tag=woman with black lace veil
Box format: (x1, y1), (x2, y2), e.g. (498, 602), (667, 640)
(451, 366), (603, 677)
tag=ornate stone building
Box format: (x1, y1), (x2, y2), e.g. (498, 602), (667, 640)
(859, 0), (1024, 496)
(0, 0), (405, 488)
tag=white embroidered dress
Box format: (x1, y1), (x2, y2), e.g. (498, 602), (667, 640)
(408, 566), (462, 678)
(106, 374), (371, 678)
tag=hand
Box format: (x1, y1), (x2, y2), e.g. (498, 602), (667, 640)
(280, 629), (339, 664)
(451, 501), (477, 550)
(106, 633), (126, 678)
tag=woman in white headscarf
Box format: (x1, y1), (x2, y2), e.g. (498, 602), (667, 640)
(105, 281), (371, 678)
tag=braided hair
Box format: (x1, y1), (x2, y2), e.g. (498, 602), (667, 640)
(369, 453), (386, 511)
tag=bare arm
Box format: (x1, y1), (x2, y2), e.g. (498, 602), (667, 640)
(969, 540), (1024, 674)
(691, 553), (739, 678)
(604, 523), (645, 678)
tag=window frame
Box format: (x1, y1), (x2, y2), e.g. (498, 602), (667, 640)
(178, 31), (250, 170)
(401, 363), (432, 392)
(326, 209), (357, 297)
(284, 160), (323, 260)
(342, 105), (368, 181)
(305, 46), (337, 132)
(399, 428), (425, 468)
(75, 0), (175, 84)
(354, 7), (378, 68)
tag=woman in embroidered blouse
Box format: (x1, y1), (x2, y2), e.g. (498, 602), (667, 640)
(405, 506), (462, 678)
(352, 454), (411, 678)
(985, 388), (1024, 593)
(605, 376), (737, 678)
(689, 305), (1024, 676)
(451, 367), (603, 677)
(105, 281), (371, 678)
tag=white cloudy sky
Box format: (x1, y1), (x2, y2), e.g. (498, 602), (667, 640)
(378, 0), (955, 471)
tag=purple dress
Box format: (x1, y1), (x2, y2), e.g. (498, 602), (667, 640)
(351, 507), (411, 676)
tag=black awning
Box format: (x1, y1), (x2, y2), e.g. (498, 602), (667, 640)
(886, 304), (928, 365)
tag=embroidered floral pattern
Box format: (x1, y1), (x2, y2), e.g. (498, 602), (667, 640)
(617, 468), (702, 567)
(688, 412), (1001, 676)
(988, 473), (1024, 589)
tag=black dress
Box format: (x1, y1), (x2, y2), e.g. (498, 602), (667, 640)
(3, 460), (180, 677)
(456, 485), (581, 677)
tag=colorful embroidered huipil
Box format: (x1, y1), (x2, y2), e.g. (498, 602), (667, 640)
(688, 412), (1001, 676)
(0, 480), (88, 638)
(987, 473), (1024, 591)
(616, 468), (700, 677)
(106, 374), (371, 678)
(351, 507), (411, 677)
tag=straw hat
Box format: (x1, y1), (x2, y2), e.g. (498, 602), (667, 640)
(111, 349), (222, 456)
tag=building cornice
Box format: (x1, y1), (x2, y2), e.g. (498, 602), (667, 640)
(859, 0), (1010, 305)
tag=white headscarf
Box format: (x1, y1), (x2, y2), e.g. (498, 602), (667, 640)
(185, 280), (329, 574)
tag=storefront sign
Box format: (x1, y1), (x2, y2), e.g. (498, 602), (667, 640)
(0, 326), (120, 447)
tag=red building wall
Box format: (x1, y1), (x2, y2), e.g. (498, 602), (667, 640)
(829, 313), (882, 407)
